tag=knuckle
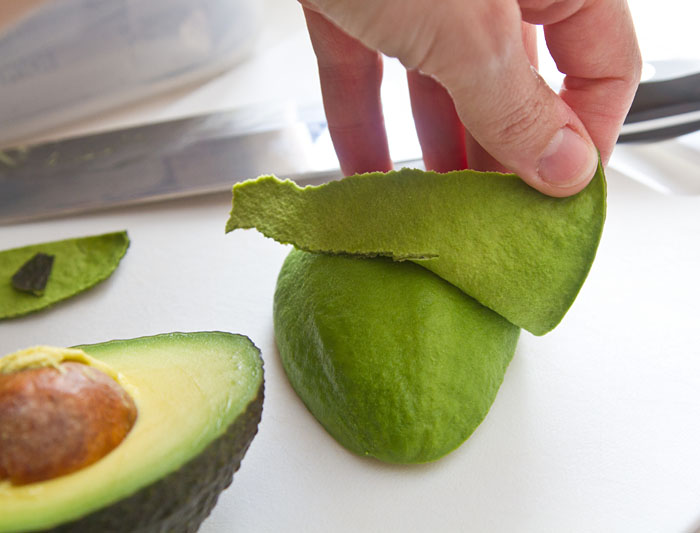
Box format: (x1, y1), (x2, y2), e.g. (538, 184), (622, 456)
(493, 96), (547, 147)
(519, 0), (574, 8)
(630, 45), (644, 85)
(518, 0), (585, 23)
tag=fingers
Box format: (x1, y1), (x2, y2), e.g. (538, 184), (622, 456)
(304, 0), (640, 197)
(529, 0), (642, 164)
(310, 0), (600, 196)
(406, 70), (467, 173)
(303, 7), (392, 175)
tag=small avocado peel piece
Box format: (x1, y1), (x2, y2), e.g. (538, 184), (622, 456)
(274, 249), (519, 463)
(0, 231), (129, 320)
(227, 164), (606, 335)
(0, 332), (264, 533)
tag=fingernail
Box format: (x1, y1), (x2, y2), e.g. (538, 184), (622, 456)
(537, 127), (598, 187)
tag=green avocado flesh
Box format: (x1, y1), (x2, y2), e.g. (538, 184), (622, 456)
(0, 231), (129, 320)
(0, 332), (264, 533)
(228, 164), (606, 335)
(274, 249), (519, 463)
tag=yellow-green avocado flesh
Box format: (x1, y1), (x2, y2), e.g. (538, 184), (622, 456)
(0, 331), (264, 533)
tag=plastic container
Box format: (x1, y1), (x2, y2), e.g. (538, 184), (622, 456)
(0, 0), (262, 146)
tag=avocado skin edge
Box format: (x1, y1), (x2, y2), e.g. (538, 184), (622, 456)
(33, 373), (264, 533)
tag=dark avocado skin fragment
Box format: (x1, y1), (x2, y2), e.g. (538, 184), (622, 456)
(11, 253), (55, 296)
(42, 385), (263, 533)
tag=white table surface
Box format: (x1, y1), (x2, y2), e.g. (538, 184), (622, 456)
(2, 1), (700, 532)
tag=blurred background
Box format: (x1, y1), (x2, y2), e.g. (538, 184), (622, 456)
(0, 0), (699, 192)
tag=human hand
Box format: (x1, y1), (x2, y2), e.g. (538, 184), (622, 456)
(301, 0), (641, 197)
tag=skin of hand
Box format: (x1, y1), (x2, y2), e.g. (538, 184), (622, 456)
(301, 0), (642, 197)
(0, 0), (47, 36)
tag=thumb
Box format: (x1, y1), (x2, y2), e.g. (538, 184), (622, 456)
(417, 9), (599, 197)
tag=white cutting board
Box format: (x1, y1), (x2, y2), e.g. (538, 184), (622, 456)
(1, 165), (699, 532)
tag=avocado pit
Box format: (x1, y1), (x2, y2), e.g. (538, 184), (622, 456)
(0, 349), (137, 485)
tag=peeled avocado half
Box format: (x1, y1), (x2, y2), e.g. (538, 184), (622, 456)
(227, 165), (606, 463)
(0, 332), (264, 533)
(275, 250), (520, 463)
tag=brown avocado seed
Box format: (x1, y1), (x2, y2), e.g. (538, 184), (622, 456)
(0, 362), (137, 485)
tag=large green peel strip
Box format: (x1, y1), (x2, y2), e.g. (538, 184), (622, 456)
(227, 164), (606, 335)
(0, 231), (129, 320)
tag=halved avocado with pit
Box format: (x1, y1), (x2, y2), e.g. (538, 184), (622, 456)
(0, 331), (264, 533)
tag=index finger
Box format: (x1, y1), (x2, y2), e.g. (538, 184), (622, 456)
(303, 6), (393, 175)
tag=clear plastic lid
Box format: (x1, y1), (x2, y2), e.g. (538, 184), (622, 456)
(0, 0), (262, 146)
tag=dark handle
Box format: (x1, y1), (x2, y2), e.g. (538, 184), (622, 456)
(618, 72), (700, 143)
